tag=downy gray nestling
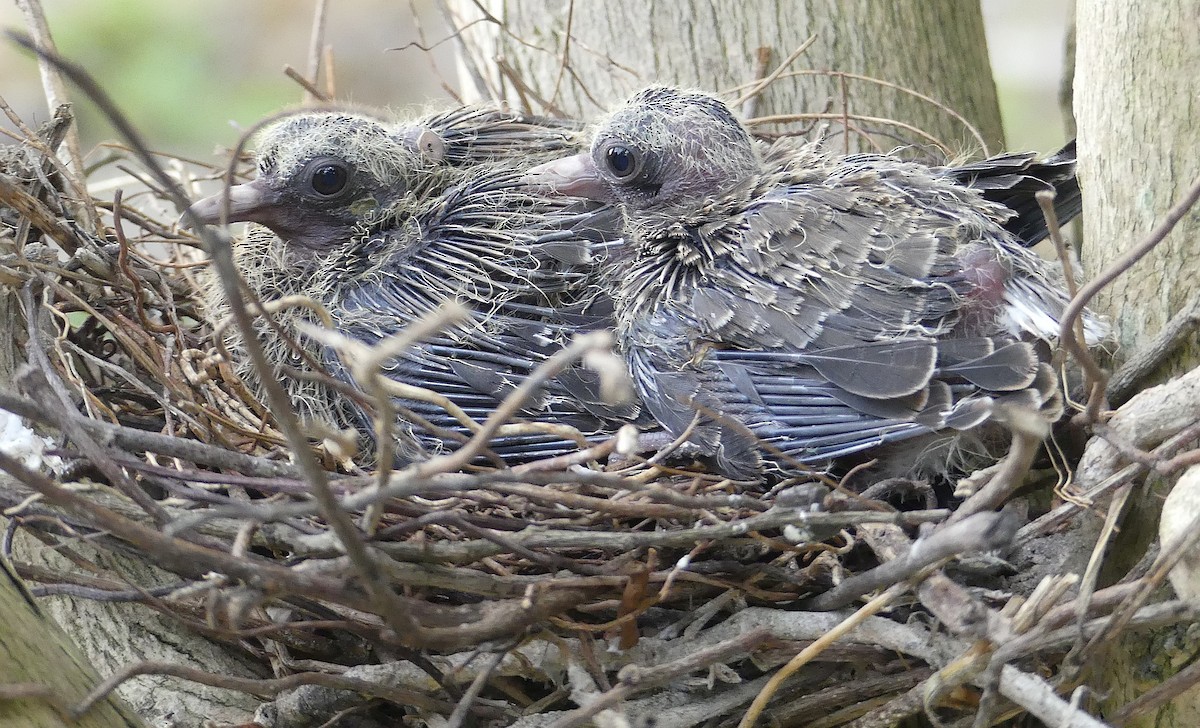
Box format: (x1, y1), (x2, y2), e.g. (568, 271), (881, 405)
(526, 86), (1104, 479)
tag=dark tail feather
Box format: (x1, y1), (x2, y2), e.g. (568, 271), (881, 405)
(948, 140), (1081, 247)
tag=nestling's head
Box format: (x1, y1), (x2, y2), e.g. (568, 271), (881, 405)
(525, 87), (760, 219)
(187, 111), (444, 250)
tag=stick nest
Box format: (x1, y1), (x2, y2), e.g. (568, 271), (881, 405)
(2, 62), (1200, 728)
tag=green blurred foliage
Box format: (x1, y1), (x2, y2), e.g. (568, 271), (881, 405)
(2, 0), (450, 157)
(37, 0), (295, 154)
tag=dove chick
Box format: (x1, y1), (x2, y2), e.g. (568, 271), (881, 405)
(189, 107), (632, 463)
(527, 86), (1104, 479)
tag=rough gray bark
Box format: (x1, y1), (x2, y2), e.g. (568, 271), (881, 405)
(13, 534), (263, 727)
(1075, 0), (1200, 379)
(449, 0), (1006, 154)
(0, 526), (147, 727)
(0, 289), (147, 726)
(1075, 1), (1200, 724)
(1059, 1), (1077, 139)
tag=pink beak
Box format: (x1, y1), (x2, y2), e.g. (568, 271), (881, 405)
(522, 153), (609, 200)
(185, 177), (272, 227)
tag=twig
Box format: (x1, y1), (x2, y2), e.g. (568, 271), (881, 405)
(321, 44), (336, 99)
(0, 101), (91, 253)
(112, 189), (174, 334)
(1110, 655), (1200, 726)
(731, 35), (818, 112)
(738, 585), (909, 728)
(19, 300), (169, 525)
(1089, 421), (1200, 475)
(730, 69), (990, 155)
(511, 435), (618, 473)
(400, 0), (464, 103)
(800, 510), (1018, 611)
(495, 57), (567, 117)
(0, 389), (298, 478)
(434, 0), (495, 103)
(446, 649), (508, 728)
(841, 671), (937, 728)
(547, 0), (574, 107)
(1037, 189), (1092, 374)
(344, 303), (468, 530)
(605, 414), (702, 476)
(1059, 175), (1200, 423)
(1063, 479), (1133, 670)
(547, 629), (771, 728)
(944, 406), (1048, 525)
(1107, 292), (1200, 405)
(1021, 443), (1200, 546)
(73, 660), (463, 719)
(337, 509), (949, 564)
(1037, 190), (1080, 302)
(407, 331), (616, 479)
(1018, 366), (1200, 544)
(12, 0), (95, 233)
(740, 47), (773, 120)
(744, 113), (954, 156)
(0, 172), (84, 251)
(0, 449), (366, 611)
(304, 0), (330, 103)
(1, 35), (447, 647)
(1078, 505), (1200, 668)
(283, 64), (331, 103)
(996, 665), (1108, 728)
(984, 598), (1198, 717)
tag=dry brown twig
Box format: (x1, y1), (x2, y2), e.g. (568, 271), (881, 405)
(12, 0), (96, 233)
(731, 35), (818, 116)
(1107, 292), (1200, 406)
(727, 65), (991, 155)
(1059, 175), (1200, 424)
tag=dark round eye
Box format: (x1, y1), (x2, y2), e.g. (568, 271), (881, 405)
(604, 145), (638, 178)
(309, 163), (349, 196)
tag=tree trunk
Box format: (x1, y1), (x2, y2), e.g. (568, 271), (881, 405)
(1075, 1), (1200, 725)
(12, 532), (264, 727)
(0, 533), (146, 728)
(0, 285), (145, 726)
(448, 0), (1005, 154)
(1075, 0), (1200, 378)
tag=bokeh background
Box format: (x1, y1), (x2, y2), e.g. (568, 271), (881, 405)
(0, 0), (1071, 158)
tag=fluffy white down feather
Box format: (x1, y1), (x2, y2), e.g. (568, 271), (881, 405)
(0, 410), (63, 472)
